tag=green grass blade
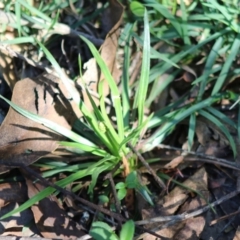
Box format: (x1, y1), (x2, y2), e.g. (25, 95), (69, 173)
(188, 113), (196, 151)
(59, 141), (107, 157)
(80, 36), (124, 141)
(205, 106), (237, 129)
(198, 36), (223, 99)
(1, 37), (35, 44)
(121, 23), (134, 130)
(199, 109), (237, 157)
(144, 93), (225, 151)
(146, 3), (183, 39)
(180, 0), (191, 45)
(149, 28), (230, 83)
(15, 1), (22, 37)
(0, 95), (98, 150)
(36, 40), (81, 105)
(212, 32), (240, 95)
(17, 0), (51, 22)
(133, 9), (150, 125)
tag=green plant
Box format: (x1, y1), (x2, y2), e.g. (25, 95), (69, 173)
(89, 220), (135, 240)
(1, 0), (240, 238)
(0, 7), (153, 219)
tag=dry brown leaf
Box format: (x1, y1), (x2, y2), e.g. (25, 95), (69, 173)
(164, 156), (184, 169)
(0, 202), (35, 236)
(80, 0), (124, 110)
(142, 223), (185, 240)
(160, 167), (208, 215)
(0, 74), (78, 174)
(142, 168), (208, 239)
(0, 182), (27, 208)
(25, 179), (85, 239)
(234, 226), (240, 240)
(173, 217), (205, 240)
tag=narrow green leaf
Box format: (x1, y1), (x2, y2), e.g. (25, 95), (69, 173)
(80, 36), (124, 141)
(212, 32), (240, 95)
(133, 9), (150, 125)
(188, 113), (196, 151)
(15, 1), (22, 37)
(17, 0), (51, 22)
(36, 40), (81, 105)
(130, 1), (145, 17)
(121, 23), (134, 130)
(198, 37), (223, 99)
(0, 95), (96, 148)
(180, 0), (191, 45)
(199, 110), (237, 157)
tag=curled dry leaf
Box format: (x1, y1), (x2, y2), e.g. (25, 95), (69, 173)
(164, 155), (184, 169)
(0, 202), (36, 237)
(234, 226), (240, 240)
(25, 178), (85, 239)
(142, 167), (209, 240)
(80, 0), (124, 110)
(0, 182), (27, 208)
(160, 167), (208, 215)
(0, 73), (79, 174)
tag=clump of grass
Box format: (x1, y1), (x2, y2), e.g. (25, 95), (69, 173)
(1, 0), (240, 238)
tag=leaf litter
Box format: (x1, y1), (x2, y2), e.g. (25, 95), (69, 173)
(0, 1), (240, 239)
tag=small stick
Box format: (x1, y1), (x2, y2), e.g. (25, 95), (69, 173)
(135, 188), (240, 226)
(104, 163), (122, 215)
(0, 162), (126, 223)
(127, 143), (166, 190)
(157, 143), (239, 169)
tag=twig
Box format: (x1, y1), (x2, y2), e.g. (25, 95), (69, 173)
(210, 207), (240, 226)
(157, 144), (240, 169)
(0, 161), (126, 223)
(127, 143), (166, 190)
(184, 157), (240, 171)
(6, 162), (165, 239)
(135, 188), (240, 226)
(104, 163), (122, 215)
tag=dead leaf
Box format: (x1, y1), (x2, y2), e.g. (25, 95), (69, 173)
(160, 167), (208, 215)
(25, 178), (85, 239)
(164, 156), (184, 169)
(173, 217), (205, 240)
(142, 167), (208, 239)
(234, 226), (240, 240)
(80, 0), (124, 110)
(0, 202), (36, 236)
(0, 182), (27, 208)
(0, 73), (78, 174)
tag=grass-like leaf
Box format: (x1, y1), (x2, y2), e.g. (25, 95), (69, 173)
(80, 36), (125, 141)
(212, 32), (240, 95)
(188, 113), (196, 151)
(199, 109), (237, 157)
(198, 36), (223, 99)
(133, 9), (150, 125)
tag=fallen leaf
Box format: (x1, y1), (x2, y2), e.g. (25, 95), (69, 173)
(0, 73), (78, 174)
(25, 178), (85, 239)
(160, 167), (208, 215)
(0, 202), (36, 236)
(164, 155), (184, 169)
(173, 217), (205, 240)
(0, 182), (27, 208)
(234, 226), (240, 240)
(80, 0), (124, 110)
